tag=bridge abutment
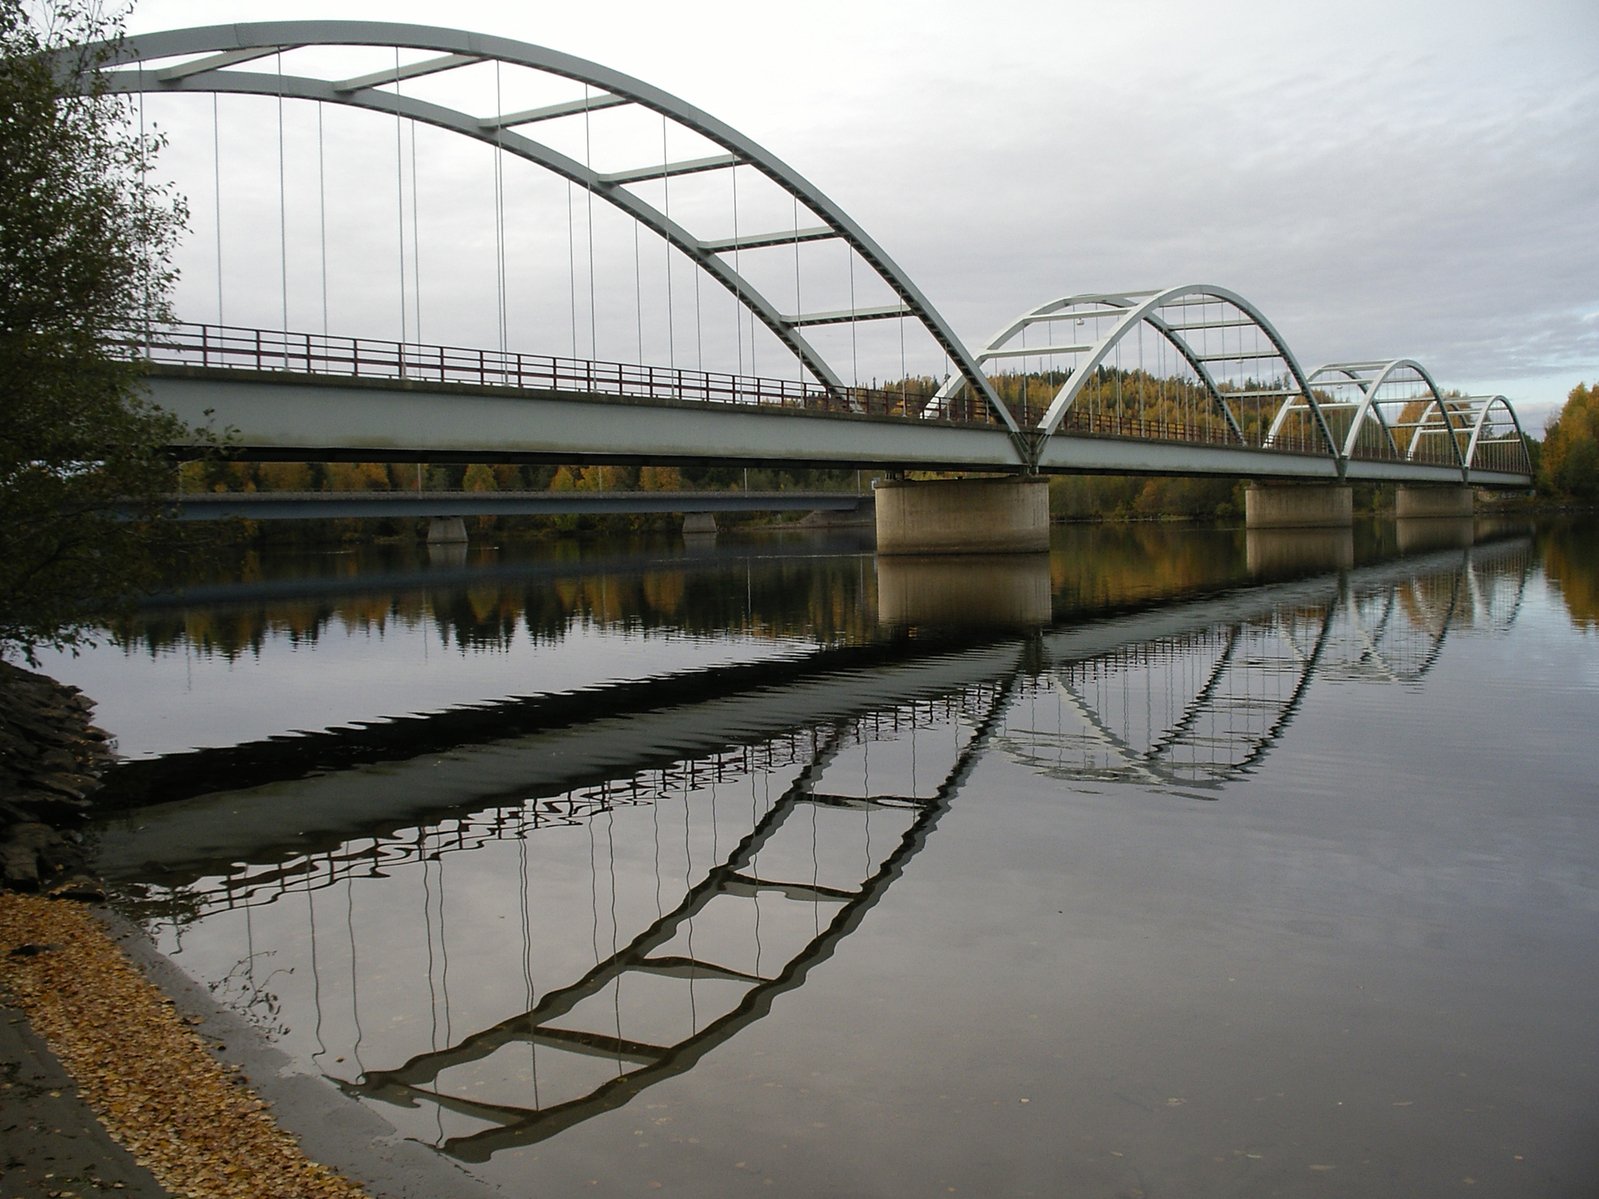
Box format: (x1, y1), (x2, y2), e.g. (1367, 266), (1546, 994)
(1394, 486), (1474, 520)
(1244, 483), (1353, 529)
(873, 476), (1050, 555)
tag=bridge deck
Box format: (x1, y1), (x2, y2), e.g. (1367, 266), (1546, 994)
(137, 324), (1533, 488)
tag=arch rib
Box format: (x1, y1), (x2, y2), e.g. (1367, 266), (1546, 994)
(68, 21), (1020, 435)
(1309, 359), (1466, 475)
(1462, 395), (1532, 474)
(939, 284), (1337, 460)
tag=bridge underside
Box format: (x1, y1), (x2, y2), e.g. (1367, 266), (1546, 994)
(144, 489), (869, 521)
(145, 368), (1531, 487)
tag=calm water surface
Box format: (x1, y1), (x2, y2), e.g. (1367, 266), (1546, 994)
(40, 519), (1599, 1197)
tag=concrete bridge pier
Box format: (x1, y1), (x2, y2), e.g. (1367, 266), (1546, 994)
(426, 516), (468, 544)
(682, 512), (717, 539)
(1395, 486), (1474, 520)
(874, 476), (1050, 555)
(1244, 483), (1353, 529)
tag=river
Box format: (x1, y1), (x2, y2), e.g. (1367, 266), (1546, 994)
(36, 517), (1599, 1197)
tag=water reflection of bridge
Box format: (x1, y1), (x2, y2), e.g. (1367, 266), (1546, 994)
(1007, 542), (1530, 789)
(102, 539), (1532, 1157)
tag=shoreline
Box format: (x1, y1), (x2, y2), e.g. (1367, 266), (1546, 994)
(0, 889), (502, 1199)
(0, 664), (495, 1199)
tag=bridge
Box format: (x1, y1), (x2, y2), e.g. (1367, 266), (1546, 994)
(68, 22), (1534, 550)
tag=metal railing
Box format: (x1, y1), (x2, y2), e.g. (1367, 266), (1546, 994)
(129, 322), (1001, 427)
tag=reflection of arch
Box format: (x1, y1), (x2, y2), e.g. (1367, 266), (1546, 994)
(103, 534), (1540, 1170)
(68, 22), (1011, 425)
(1339, 574), (1457, 683)
(344, 682), (1013, 1157)
(928, 284), (1335, 456)
(1001, 611), (1334, 790)
(1002, 539), (1535, 787)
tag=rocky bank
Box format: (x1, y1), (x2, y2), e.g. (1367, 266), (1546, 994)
(0, 660), (113, 895)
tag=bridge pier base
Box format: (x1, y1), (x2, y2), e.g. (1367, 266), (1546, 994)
(1395, 486), (1474, 520)
(426, 516), (468, 544)
(874, 476), (1049, 555)
(1244, 483), (1353, 529)
(682, 512), (717, 538)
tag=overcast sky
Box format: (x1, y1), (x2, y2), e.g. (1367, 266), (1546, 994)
(121, 0), (1599, 430)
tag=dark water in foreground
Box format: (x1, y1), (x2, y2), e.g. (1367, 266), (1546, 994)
(39, 519), (1599, 1197)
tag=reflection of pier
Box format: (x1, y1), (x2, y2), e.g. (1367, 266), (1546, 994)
(104, 537), (1534, 1161)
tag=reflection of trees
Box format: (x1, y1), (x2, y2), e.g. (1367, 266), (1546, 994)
(1542, 521), (1599, 631)
(110, 551), (883, 659)
(1049, 524), (1247, 611)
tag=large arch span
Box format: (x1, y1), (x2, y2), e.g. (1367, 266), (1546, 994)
(62, 21), (1016, 430)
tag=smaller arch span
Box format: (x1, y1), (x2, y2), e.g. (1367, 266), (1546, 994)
(1283, 359), (1465, 471)
(931, 285), (1339, 463)
(1459, 394), (1533, 476)
(1268, 359), (1532, 482)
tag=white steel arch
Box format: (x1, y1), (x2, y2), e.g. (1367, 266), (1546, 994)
(932, 284), (1338, 459)
(1290, 359), (1465, 470)
(1460, 394), (1532, 475)
(63, 21), (1017, 430)
(1272, 362), (1532, 480)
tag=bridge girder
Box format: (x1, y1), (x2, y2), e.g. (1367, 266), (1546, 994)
(61, 20), (1019, 434)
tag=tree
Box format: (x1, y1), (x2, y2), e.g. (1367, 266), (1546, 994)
(0, 0), (190, 660)
(1540, 383), (1599, 500)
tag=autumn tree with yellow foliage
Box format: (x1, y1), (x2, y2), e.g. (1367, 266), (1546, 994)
(1540, 383), (1599, 501)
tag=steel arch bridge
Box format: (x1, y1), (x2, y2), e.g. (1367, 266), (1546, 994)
(63, 24), (1533, 487)
(1268, 360), (1532, 477)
